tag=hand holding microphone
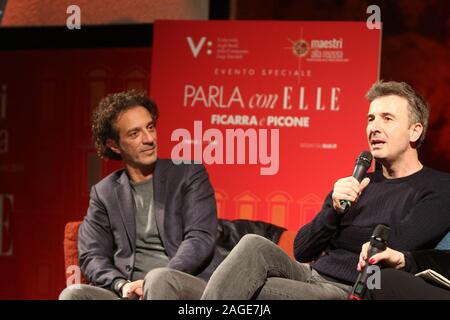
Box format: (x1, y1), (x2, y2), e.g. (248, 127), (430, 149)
(357, 242), (406, 271)
(332, 151), (372, 214)
(349, 224), (391, 300)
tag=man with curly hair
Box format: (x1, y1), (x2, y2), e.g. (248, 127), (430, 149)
(59, 90), (218, 300)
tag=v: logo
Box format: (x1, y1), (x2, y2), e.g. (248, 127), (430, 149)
(186, 37), (207, 58)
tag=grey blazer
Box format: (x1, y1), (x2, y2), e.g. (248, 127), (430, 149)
(78, 159), (218, 290)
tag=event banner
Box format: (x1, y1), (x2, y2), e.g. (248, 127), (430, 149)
(150, 20), (381, 231)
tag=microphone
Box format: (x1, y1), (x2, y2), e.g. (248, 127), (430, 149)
(349, 224), (391, 300)
(339, 150), (373, 212)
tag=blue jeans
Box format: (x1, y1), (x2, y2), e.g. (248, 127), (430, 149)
(201, 234), (351, 300)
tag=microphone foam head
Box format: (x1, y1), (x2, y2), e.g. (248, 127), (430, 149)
(356, 151), (373, 169)
(372, 224), (390, 242)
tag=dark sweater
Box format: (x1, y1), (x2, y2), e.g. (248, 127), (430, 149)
(294, 167), (450, 284)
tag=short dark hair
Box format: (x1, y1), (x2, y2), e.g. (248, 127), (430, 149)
(366, 80), (429, 148)
(92, 90), (159, 160)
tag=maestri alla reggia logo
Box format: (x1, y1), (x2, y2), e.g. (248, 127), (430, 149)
(290, 37), (346, 62)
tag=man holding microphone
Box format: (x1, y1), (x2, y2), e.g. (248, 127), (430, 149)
(200, 80), (450, 300)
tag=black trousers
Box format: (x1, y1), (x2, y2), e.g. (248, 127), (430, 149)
(366, 268), (450, 300)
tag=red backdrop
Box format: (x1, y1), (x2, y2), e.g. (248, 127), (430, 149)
(0, 48), (150, 299)
(0, 21), (382, 299)
(0, 23), (379, 299)
(151, 20), (381, 230)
